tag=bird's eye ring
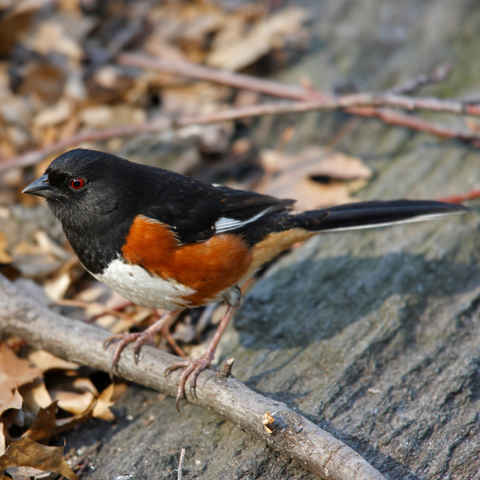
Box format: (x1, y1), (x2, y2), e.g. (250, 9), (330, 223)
(70, 178), (85, 190)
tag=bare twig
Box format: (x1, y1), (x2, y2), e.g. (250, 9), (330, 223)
(2, 57), (478, 175)
(0, 119), (170, 173)
(437, 188), (480, 204)
(0, 274), (386, 480)
(116, 53), (314, 101)
(118, 53), (479, 140)
(177, 448), (186, 480)
(389, 63), (452, 95)
(4, 94), (480, 174)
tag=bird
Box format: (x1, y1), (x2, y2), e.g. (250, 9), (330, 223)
(23, 148), (467, 410)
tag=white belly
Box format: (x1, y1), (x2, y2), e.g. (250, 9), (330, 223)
(91, 258), (196, 310)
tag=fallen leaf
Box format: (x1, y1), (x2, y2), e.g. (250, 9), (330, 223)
(4, 465), (52, 479)
(51, 391), (95, 416)
(0, 389), (23, 419)
(27, 351), (79, 374)
(18, 380), (52, 416)
(207, 7), (308, 71)
(260, 146), (372, 179)
(259, 147), (372, 210)
(0, 345), (42, 404)
(0, 388), (23, 456)
(0, 437), (78, 480)
(0, 232), (11, 264)
(23, 401), (94, 443)
(92, 383), (116, 421)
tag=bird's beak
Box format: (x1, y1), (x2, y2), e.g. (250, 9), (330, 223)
(22, 174), (56, 199)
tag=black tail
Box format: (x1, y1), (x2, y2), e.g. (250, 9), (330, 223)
(307, 199), (467, 233)
(240, 199), (467, 265)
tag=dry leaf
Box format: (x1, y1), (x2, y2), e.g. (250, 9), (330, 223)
(0, 389), (23, 419)
(27, 351), (78, 373)
(23, 401), (94, 443)
(4, 465), (52, 479)
(51, 391), (95, 416)
(92, 383), (116, 421)
(260, 147), (373, 179)
(207, 7), (308, 71)
(0, 437), (78, 480)
(0, 232), (12, 264)
(33, 98), (73, 128)
(0, 345), (42, 404)
(259, 147), (372, 210)
(18, 380), (52, 415)
(0, 388), (23, 456)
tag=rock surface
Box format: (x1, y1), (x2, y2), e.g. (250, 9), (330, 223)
(64, 1), (480, 479)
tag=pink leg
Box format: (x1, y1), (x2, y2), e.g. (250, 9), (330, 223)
(84, 300), (134, 323)
(104, 308), (183, 378)
(165, 304), (239, 412)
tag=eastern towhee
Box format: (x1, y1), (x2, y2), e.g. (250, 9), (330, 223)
(23, 148), (467, 410)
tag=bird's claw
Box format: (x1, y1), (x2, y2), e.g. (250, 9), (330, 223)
(165, 353), (214, 412)
(103, 331), (156, 376)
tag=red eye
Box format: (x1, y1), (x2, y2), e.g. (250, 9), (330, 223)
(70, 178), (85, 190)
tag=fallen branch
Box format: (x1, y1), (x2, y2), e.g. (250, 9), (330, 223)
(0, 119), (171, 174)
(0, 274), (385, 480)
(3, 93), (480, 174)
(118, 53), (479, 140)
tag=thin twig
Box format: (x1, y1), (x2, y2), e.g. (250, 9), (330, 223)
(177, 448), (186, 480)
(437, 188), (480, 204)
(3, 94), (480, 174)
(389, 63), (452, 95)
(58, 441), (101, 480)
(2, 58), (478, 174)
(0, 274), (386, 480)
(116, 53), (313, 101)
(0, 119), (170, 173)
(118, 53), (479, 138)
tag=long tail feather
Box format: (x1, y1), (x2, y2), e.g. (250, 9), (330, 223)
(307, 200), (467, 233)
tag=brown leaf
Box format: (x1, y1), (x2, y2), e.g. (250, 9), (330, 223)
(51, 391), (95, 416)
(207, 7), (308, 71)
(260, 147), (372, 179)
(18, 380), (52, 416)
(259, 147), (372, 210)
(27, 350), (79, 374)
(0, 232), (12, 264)
(92, 383), (116, 421)
(0, 344), (42, 404)
(0, 388), (23, 456)
(0, 437), (78, 480)
(4, 465), (52, 479)
(23, 401), (94, 443)
(0, 389), (22, 419)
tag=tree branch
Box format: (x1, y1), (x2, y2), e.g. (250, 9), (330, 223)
(0, 274), (385, 480)
(3, 93), (480, 175)
(118, 53), (480, 138)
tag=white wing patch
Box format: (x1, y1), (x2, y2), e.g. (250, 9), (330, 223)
(215, 210), (266, 234)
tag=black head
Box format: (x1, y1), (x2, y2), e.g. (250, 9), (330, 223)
(23, 149), (155, 272)
(23, 149), (143, 227)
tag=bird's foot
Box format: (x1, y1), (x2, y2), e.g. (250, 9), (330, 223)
(104, 331), (156, 378)
(103, 308), (184, 378)
(165, 351), (215, 412)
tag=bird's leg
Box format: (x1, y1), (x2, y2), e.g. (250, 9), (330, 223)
(104, 308), (184, 377)
(84, 300), (135, 323)
(165, 302), (239, 412)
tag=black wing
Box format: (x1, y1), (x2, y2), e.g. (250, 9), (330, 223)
(144, 171), (294, 244)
